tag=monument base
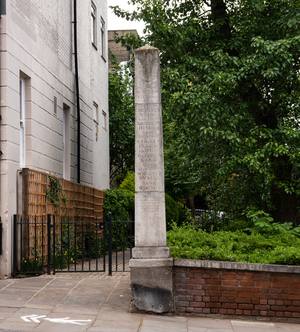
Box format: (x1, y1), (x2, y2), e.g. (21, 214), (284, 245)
(130, 258), (174, 313)
(132, 246), (170, 259)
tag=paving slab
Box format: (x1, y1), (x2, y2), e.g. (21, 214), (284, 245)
(0, 272), (299, 332)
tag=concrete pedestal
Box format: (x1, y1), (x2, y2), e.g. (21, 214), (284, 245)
(130, 258), (173, 313)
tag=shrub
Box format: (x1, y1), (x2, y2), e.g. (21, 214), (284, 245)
(167, 223), (300, 265)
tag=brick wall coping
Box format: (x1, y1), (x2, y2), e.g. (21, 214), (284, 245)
(174, 258), (300, 273)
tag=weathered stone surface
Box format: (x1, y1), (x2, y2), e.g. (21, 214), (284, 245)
(132, 246), (170, 259)
(134, 46), (166, 249)
(131, 266), (173, 313)
(131, 45), (173, 314)
(174, 259), (300, 273)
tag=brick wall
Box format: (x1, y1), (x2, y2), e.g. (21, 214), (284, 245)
(174, 261), (300, 323)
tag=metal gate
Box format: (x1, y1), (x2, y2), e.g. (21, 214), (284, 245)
(13, 213), (134, 277)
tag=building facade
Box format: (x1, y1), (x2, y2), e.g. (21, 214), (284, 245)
(0, 0), (109, 278)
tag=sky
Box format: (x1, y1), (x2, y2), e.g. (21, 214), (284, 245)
(107, 0), (145, 35)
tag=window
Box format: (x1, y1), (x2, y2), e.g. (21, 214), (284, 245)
(63, 104), (71, 180)
(20, 78), (25, 167)
(91, 2), (97, 47)
(93, 102), (99, 124)
(101, 17), (106, 59)
(102, 110), (107, 131)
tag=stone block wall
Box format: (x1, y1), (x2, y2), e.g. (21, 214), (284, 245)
(173, 260), (300, 323)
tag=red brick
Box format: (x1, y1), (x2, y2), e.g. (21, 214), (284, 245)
(222, 303), (237, 309)
(186, 285), (193, 290)
(243, 276), (253, 281)
(203, 296), (210, 302)
(175, 284), (186, 289)
(194, 273), (203, 278)
(219, 308), (227, 314)
(210, 285), (219, 291)
(256, 282), (272, 288)
(223, 292), (238, 298)
(176, 301), (189, 307)
(268, 300), (276, 305)
(186, 296), (194, 302)
(293, 301), (300, 306)
(268, 311), (275, 317)
(227, 309), (235, 315)
(276, 312), (284, 317)
(227, 286), (236, 292)
(227, 298), (237, 303)
(244, 310), (252, 316)
(194, 285), (203, 290)
(190, 302), (205, 308)
(211, 297), (219, 303)
(187, 273), (194, 278)
(176, 290), (189, 295)
(203, 308), (210, 314)
(276, 277), (285, 282)
(244, 298), (252, 304)
(226, 275), (235, 280)
(251, 310), (259, 316)
(186, 308), (195, 313)
(269, 277), (276, 282)
(175, 273), (187, 278)
(260, 299), (268, 305)
(285, 300), (292, 305)
(207, 280), (222, 285)
(252, 299), (260, 305)
(252, 287), (260, 293)
(176, 295), (187, 301)
(206, 303), (222, 308)
(285, 277), (293, 283)
(223, 280), (238, 286)
(284, 312), (292, 318)
(270, 306), (287, 311)
(288, 295), (300, 301)
(236, 275), (243, 280)
(190, 268), (204, 273)
(190, 279), (205, 284)
(240, 281), (255, 287)
(210, 274), (220, 279)
(244, 287), (254, 293)
(236, 298), (244, 304)
(276, 300), (284, 305)
(252, 276), (260, 281)
(293, 313), (300, 318)
(203, 285), (210, 290)
(177, 307), (187, 312)
(236, 287), (244, 292)
(288, 307), (300, 312)
(256, 304), (271, 311)
(224, 271), (236, 275)
(174, 278), (189, 284)
(219, 297), (227, 303)
(236, 309), (243, 315)
(194, 308), (203, 313)
(273, 282), (288, 288)
(211, 308), (219, 314)
(189, 290), (205, 296)
(206, 291), (222, 297)
(260, 311), (268, 316)
(203, 274), (210, 279)
(194, 296), (203, 302)
(238, 304), (254, 310)
(255, 293), (272, 299)
(239, 292), (255, 298)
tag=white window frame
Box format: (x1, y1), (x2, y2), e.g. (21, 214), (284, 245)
(101, 17), (106, 59)
(91, 2), (97, 48)
(20, 78), (25, 168)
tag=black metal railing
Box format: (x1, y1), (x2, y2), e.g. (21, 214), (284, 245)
(12, 213), (134, 277)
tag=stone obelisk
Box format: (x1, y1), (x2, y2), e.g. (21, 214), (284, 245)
(130, 46), (173, 313)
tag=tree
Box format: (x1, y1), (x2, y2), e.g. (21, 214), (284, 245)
(111, 0), (300, 225)
(109, 55), (135, 184)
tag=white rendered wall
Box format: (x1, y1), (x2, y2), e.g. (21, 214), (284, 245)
(0, 0), (109, 278)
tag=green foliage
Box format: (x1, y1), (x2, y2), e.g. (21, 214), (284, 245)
(245, 207), (300, 237)
(111, 0), (300, 225)
(119, 172), (135, 193)
(167, 224), (300, 265)
(165, 193), (179, 230)
(109, 54), (135, 183)
(21, 257), (43, 274)
(46, 176), (67, 211)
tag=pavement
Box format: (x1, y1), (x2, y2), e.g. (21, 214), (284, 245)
(0, 271), (299, 332)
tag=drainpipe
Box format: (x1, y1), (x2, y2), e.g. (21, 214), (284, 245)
(73, 0), (80, 183)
